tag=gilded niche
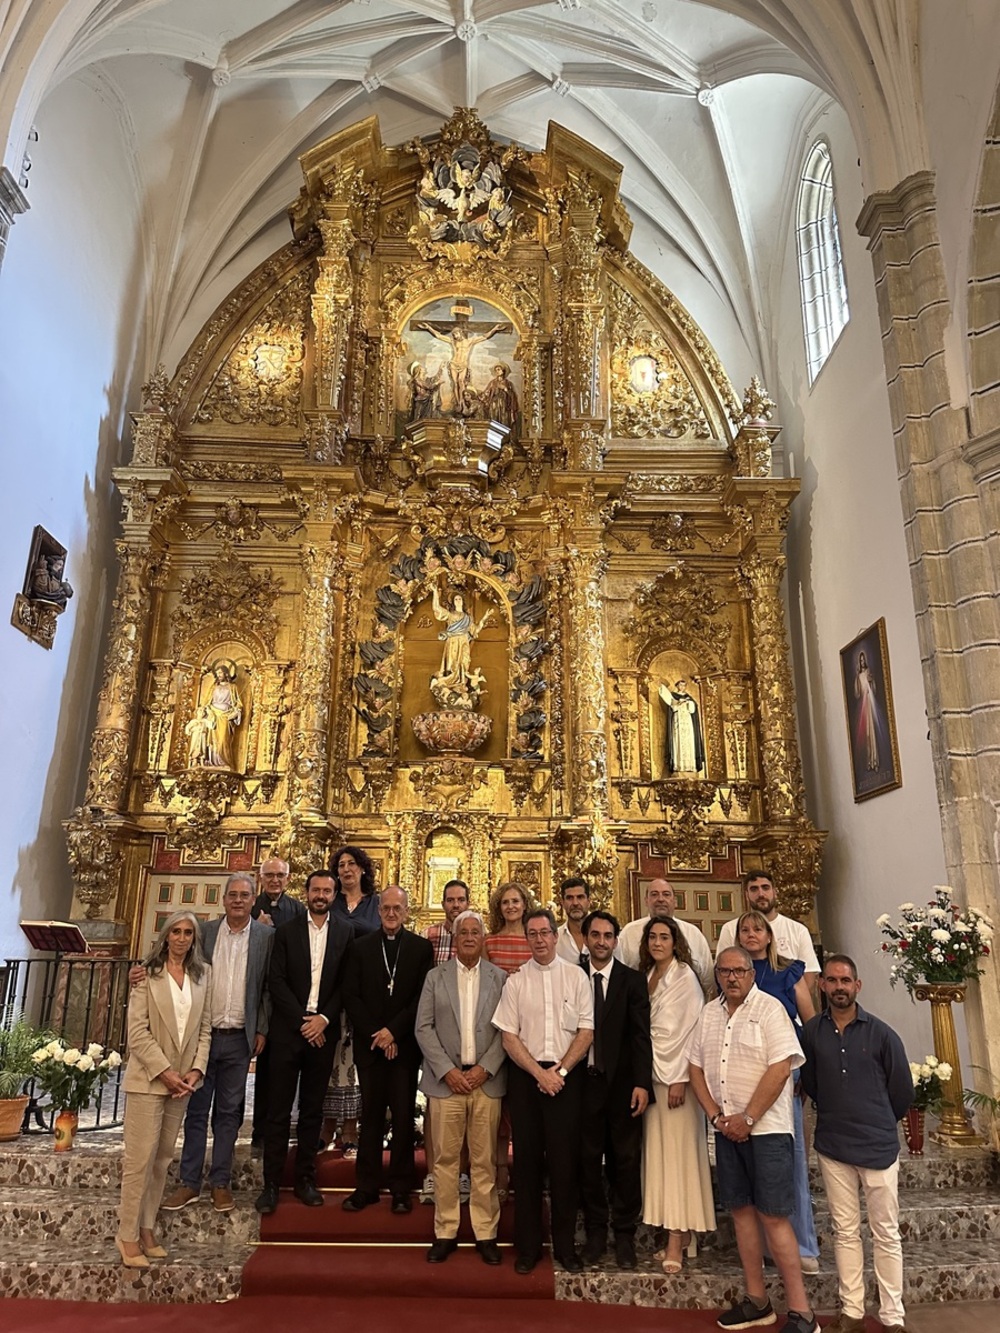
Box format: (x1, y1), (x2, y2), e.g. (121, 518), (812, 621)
(609, 284), (711, 439)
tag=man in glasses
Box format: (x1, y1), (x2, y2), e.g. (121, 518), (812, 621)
(687, 946), (819, 1333)
(492, 906), (594, 1276)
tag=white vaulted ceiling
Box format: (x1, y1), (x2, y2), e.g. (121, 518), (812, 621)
(0, 1), (921, 377)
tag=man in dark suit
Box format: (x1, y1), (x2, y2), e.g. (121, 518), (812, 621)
(342, 885), (434, 1215)
(254, 869), (353, 1215)
(579, 908), (653, 1269)
(162, 872), (274, 1213)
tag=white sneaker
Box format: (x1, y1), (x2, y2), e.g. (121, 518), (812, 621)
(459, 1172), (471, 1202)
(419, 1172), (435, 1204)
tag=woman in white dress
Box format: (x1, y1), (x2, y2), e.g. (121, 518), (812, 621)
(640, 915), (715, 1272)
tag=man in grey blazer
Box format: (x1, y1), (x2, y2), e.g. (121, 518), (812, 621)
(162, 872), (273, 1211)
(416, 910), (507, 1265)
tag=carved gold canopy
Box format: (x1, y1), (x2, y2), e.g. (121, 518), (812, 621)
(66, 109), (824, 953)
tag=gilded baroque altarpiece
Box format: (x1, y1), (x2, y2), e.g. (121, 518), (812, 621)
(64, 111), (824, 954)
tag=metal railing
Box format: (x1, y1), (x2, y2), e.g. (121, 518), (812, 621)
(1, 955), (139, 1133)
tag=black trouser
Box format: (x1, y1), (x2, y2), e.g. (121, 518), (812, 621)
(354, 1057), (420, 1196)
(262, 1028), (337, 1188)
(506, 1061), (584, 1262)
(580, 1069), (644, 1238)
(251, 1041), (270, 1141)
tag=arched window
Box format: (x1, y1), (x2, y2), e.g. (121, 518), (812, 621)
(796, 140), (850, 383)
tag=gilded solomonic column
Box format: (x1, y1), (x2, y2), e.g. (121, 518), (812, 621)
(565, 543), (610, 817)
(286, 541), (343, 821)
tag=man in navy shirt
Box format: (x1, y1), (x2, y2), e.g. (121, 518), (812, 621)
(800, 954), (912, 1333)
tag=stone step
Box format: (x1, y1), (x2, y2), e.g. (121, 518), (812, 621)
(0, 1234), (245, 1303)
(556, 1234), (1000, 1310)
(0, 1138), (262, 1192)
(0, 1185), (259, 1245)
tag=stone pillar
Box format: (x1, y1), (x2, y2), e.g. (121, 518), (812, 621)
(0, 166), (28, 274)
(857, 171), (1000, 1091)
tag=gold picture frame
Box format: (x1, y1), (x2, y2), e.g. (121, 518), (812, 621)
(840, 617), (902, 802)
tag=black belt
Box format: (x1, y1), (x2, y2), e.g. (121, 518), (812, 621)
(461, 1063), (477, 1071)
(214, 1026), (246, 1033)
(537, 1060), (556, 1069)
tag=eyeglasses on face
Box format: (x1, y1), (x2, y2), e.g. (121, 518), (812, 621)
(716, 966), (751, 978)
(526, 928), (554, 940)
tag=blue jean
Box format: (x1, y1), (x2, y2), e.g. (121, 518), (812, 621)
(791, 1072), (820, 1258)
(179, 1028), (251, 1189)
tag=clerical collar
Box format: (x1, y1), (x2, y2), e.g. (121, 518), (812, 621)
(533, 956), (560, 970)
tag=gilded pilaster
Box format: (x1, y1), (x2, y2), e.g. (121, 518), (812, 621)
(286, 540), (343, 818)
(565, 544), (610, 816)
(556, 173), (607, 466)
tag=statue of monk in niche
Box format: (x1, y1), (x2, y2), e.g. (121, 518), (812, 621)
(659, 679), (705, 775)
(429, 581), (493, 711)
(30, 553), (74, 610)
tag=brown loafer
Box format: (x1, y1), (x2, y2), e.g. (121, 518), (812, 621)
(161, 1185), (199, 1211)
(212, 1186), (235, 1212)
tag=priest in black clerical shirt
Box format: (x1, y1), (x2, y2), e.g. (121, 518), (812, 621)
(341, 885), (433, 1215)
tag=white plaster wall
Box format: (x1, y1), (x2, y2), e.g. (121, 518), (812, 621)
(0, 75), (146, 964)
(771, 103), (956, 1061)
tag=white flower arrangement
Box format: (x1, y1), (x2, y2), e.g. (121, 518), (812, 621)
(910, 1054), (953, 1113)
(30, 1037), (122, 1114)
(877, 885), (993, 994)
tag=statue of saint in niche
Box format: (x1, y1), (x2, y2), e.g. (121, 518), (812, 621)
(659, 679), (705, 775)
(189, 660), (243, 769)
(30, 552), (74, 610)
(430, 582), (493, 711)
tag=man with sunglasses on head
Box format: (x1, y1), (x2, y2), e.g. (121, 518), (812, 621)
(687, 945), (819, 1333)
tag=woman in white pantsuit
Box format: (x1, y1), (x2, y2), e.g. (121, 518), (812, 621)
(116, 911), (211, 1267)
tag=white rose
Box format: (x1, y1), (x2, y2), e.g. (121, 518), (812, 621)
(76, 1054), (94, 1073)
(899, 903), (915, 913)
(925, 1055), (938, 1067)
(62, 1048), (81, 1066)
(31, 1048), (49, 1064)
(876, 913), (891, 928)
(909, 1063), (921, 1081)
(937, 1063), (953, 1081)
(45, 1040), (64, 1057)
(86, 1043), (103, 1060)
(106, 1051), (122, 1069)
(934, 885), (954, 896)
(47, 1049), (65, 1064)
(931, 929), (950, 942)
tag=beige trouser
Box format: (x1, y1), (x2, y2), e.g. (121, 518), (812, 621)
(118, 1092), (188, 1241)
(429, 1086), (502, 1240)
(818, 1151), (905, 1325)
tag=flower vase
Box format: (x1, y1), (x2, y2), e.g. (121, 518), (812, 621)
(903, 1107), (925, 1156)
(913, 982), (982, 1146)
(53, 1109), (79, 1152)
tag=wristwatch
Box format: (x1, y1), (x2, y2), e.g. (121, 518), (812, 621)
(710, 1112), (721, 1127)
(557, 1065), (569, 1078)
(743, 1113), (755, 1127)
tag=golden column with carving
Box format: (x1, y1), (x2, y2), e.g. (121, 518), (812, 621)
(557, 175), (607, 469)
(66, 540), (167, 920)
(281, 539), (343, 871)
(565, 544), (611, 818)
(312, 195), (357, 413)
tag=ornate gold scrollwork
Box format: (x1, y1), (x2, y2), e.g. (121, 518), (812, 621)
(171, 552), (283, 654)
(165, 770), (242, 857)
(64, 808), (125, 920)
(408, 760), (489, 812)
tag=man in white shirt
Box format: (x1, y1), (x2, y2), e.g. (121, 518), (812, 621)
(492, 907), (594, 1275)
(416, 911), (507, 1266)
(687, 946), (819, 1333)
(715, 871), (820, 990)
(163, 873), (273, 1213)
(555, 876), (591, 963)
(618, 878), (714, 994)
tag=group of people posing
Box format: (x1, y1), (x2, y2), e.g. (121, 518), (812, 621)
(114, 857), (914, 1333)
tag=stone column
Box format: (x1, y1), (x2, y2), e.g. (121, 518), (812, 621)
(0, 166), (28, 274)
(858, 171), (1000, 1091)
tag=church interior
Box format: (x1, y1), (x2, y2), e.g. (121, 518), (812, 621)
(1, 0), (999, 1320)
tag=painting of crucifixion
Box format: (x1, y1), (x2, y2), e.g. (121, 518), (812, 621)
(396, 296), (523, 439)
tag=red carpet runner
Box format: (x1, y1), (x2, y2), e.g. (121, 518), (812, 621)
(240, 1147), (555, 1300)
